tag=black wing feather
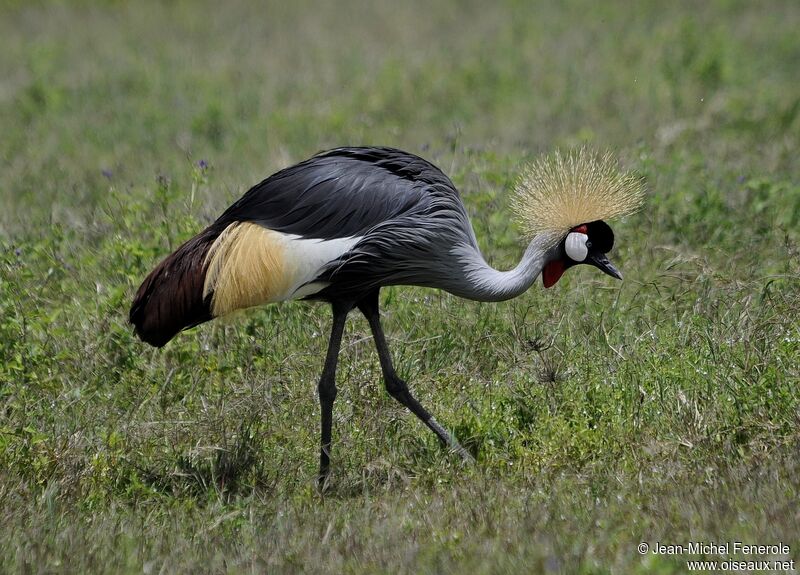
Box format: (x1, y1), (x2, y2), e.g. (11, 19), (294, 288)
(216, 147), (458, 239)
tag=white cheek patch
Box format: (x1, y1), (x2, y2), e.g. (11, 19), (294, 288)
(565, 232), (589, 262)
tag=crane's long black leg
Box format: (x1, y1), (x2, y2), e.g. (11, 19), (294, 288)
(357, 290), (474, 463)
(318, 301), (351, 491)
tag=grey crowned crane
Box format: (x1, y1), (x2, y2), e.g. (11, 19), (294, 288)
(130, 146), (643, 487)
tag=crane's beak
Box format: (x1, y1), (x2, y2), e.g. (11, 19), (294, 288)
(588, 252), (623, 280)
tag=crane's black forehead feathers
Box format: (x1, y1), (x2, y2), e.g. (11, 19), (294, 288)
(583, 220), (614, 253)
(216, 147), (459, 239)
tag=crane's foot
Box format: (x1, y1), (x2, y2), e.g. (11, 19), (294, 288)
(317, 470), (331, 494)
(426, 416), (475, 464)
(384, 379), (476, 465)
(318, 445), (332, 494)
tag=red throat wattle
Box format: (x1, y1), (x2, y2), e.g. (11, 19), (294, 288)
(542, 260), (565, 288)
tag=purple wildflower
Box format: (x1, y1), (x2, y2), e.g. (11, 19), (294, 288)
(101, 168), (113, 179)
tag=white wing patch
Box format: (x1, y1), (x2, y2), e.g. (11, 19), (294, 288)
(283, 234), (362, 299)
(203, 221), (360, 316)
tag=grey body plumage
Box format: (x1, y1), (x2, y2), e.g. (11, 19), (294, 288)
(220, 146), (558, 303)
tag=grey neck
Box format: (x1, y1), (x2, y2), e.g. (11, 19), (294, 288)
(449, 233), (559, 302)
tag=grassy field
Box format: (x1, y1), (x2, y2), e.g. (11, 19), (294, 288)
(1, 1), (799, 573)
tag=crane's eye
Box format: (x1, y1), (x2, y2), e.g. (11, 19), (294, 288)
(565, 232), (589, 262)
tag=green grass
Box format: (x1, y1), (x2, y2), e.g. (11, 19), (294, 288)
(1, 1), (799, 573)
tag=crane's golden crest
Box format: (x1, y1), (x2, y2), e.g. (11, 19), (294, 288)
(510, 148), (644, 246)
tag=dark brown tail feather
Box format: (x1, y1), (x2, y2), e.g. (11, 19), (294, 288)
(129, 225), (222, 347)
